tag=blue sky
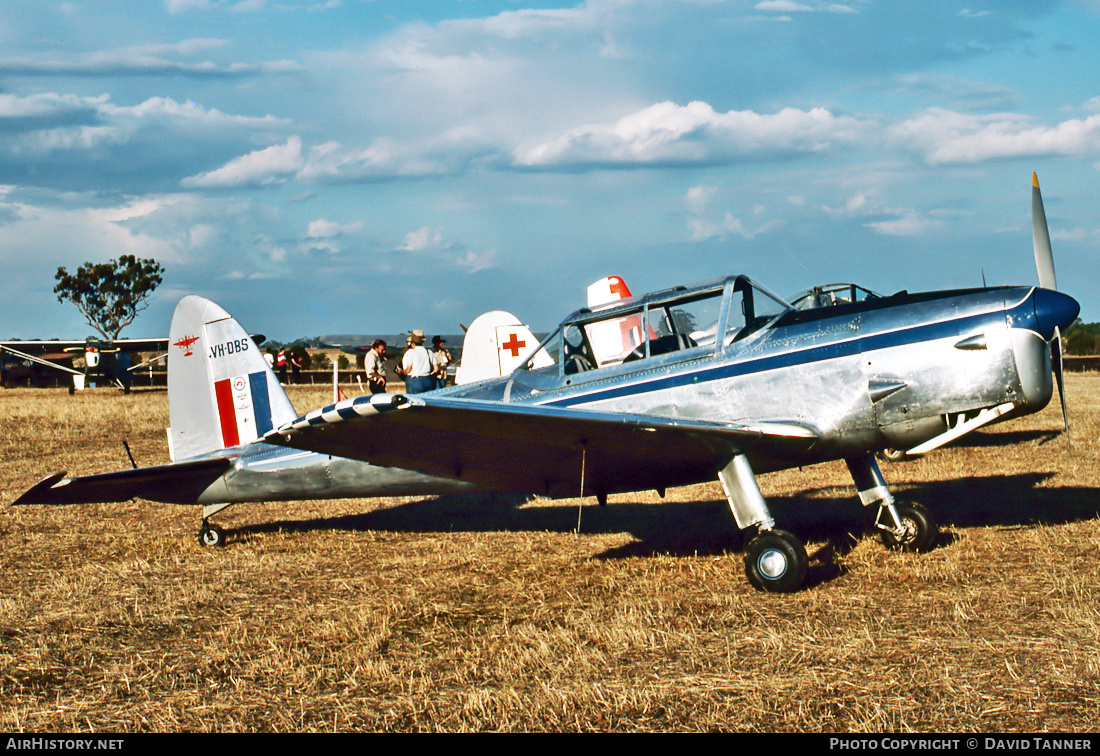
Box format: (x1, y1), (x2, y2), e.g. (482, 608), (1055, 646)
(2, 0), (1099, 341)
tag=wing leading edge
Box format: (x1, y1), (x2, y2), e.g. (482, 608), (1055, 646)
(264, 394), (818, 499)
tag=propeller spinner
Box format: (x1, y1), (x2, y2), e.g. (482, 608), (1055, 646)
(1031, 172), (1070, 434)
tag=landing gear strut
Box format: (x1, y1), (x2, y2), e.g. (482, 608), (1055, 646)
(875, 501), (938, 552)
(847, 454), (938, 552)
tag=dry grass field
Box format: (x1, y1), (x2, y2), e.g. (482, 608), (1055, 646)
(2, 377), (1100, 732)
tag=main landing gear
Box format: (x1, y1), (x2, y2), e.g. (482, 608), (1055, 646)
(719, 453), (939, 593)
(743, 529), (808, 593)
(874, 500), (938, 552)
(719, 454), (810, 593)
(847, 456), (938, 553)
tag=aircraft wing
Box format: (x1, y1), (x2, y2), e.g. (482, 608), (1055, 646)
(264, 394), (818, 498)
(0, 338), (168, 353)
(12, 457), (233, 506)
(0, 345), (84, 376)
(0, 340), (86, 353)
(108, 338), (170, 352)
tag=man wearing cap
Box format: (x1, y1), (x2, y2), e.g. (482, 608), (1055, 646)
(401, 329), (436, 394)
(431, 335), (452, 389)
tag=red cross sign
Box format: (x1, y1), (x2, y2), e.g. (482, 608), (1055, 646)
(501, 333), (526, 357)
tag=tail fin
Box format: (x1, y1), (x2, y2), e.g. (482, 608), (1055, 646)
(456, 311), (546, 385)
(585, 275), (641, 364)
(167, 296), (297, 460)
(456, 276), (633, 385)
(586, 275), (632, 307)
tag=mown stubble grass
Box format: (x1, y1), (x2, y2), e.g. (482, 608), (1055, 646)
(1, 379), (1099, 731)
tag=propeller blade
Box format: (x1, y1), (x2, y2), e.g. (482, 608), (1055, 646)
(1032, 173), (1070, 436)
(1032, 172), (1057, 290)
(1052, 325), (1069, 434)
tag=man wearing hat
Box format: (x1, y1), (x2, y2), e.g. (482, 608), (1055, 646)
(431, 335), (452, 389)
(401, 329), (436, 394)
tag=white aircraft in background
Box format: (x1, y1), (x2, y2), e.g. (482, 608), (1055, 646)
(456, 276), (633, 385)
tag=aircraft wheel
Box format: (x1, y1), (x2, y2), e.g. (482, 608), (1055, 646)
(744, 529), (807, 593)
(878, 448), (909, 462)
(880, 501), (937, 553)
(198, 523), (226, 548)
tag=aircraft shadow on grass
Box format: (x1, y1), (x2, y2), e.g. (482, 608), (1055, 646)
(234, 470), (1100, 585)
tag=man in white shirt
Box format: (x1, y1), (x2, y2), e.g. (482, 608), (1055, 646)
(401, 329), (436, 394)
(364, 339), (387, 394)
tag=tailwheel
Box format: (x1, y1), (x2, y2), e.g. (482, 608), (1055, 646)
(198, 522), (226, 548)
(878, 501), (937, 553)
(744, 529), (808, 593)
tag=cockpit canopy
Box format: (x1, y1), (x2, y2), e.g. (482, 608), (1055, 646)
(787, 282), (880, 311)
(519, 275), (792, 379)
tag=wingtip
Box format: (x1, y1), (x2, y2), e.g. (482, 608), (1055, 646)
(11, 471), (69, 506)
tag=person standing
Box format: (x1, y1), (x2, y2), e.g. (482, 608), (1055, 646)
(364, 339), (388, 394)
(401, 330), (435, 394)
(276, 348), (288, 384)
(431, 335), (452, 389)
(289, 348), (304, 384)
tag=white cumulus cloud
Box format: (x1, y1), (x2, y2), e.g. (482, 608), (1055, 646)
(400, 227), (445, 252)
(181, 136), (304, 188)
(892, 108), (1100, 164)
(307, 219), (362, 238)
(514, 101), (868, 169)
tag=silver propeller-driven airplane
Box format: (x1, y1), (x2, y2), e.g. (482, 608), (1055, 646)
(15, 176), (1080, 593)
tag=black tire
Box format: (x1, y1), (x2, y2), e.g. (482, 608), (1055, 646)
(198, 523), (226, 548)
(879, 501), (937, 552)
(744, 529), (808, 593)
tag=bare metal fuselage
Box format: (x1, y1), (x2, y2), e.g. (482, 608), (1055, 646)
(440, 282), (1067, 480)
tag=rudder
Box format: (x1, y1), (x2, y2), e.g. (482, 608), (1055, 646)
(168, 296), (297, 460)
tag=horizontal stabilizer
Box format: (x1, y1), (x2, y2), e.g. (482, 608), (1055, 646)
(12, 457), (234, 506)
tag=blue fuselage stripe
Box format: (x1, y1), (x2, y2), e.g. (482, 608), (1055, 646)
(541, 306), (1012, 408)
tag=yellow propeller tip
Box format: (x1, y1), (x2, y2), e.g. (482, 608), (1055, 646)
(1032, 172), (1040, 188)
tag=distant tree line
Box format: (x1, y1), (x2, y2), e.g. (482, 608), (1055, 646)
(1064, 320), (1100, 355)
